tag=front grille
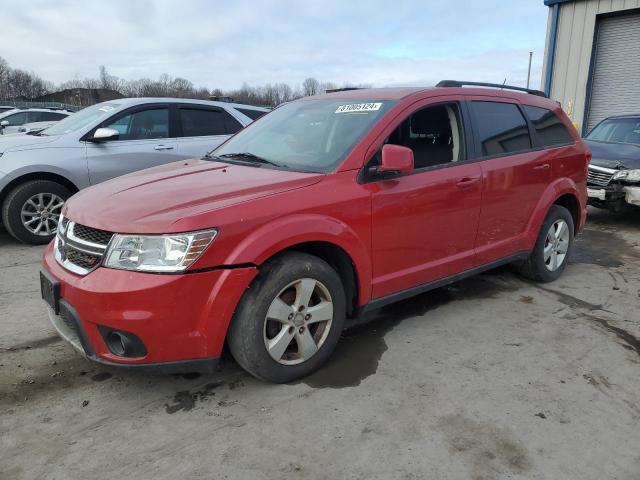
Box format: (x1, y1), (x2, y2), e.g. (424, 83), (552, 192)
(587, 166), (616, 187)
(65, 246), (102, 271)
(54, 221), (113, 275)
(72, 224), (113, 246)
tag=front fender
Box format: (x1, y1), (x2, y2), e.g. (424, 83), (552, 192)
(524, 177), (586, 249)
(223, 213), (372, 305)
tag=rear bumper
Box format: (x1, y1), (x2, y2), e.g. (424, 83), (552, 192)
(42, 242), (257, 369)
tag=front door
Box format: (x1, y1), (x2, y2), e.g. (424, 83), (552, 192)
(86, 105), (181, 185)
(366, 100), (482, 299)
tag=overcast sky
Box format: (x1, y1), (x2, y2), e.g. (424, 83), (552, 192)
(3, 0), (550, 91)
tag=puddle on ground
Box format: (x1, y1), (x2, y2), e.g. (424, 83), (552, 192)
(571, 227), (639, 268)
(91, 372), (112, 382)
(301, 273), (520, 389)
(165, 381), (223, 414)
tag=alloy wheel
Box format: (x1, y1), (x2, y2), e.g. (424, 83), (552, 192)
(263, 278), (334, 365)
(20, 193), (64, 236)
(544, 219), (570, 271)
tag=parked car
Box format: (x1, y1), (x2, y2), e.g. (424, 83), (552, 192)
(41, 82), (588, 382)
(0, 121), (63, 137)
(0, 108), (71, 135)
(0, 106), (16, 114)
(584, 114), (640, 211)
(0, 98), (269, 244)
(17, 121), (63, 135)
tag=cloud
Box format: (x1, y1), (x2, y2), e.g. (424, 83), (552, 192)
(1, 0), (548, 90)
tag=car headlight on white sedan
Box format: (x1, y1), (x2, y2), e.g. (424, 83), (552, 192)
(613, 169), (640, 182)
(103, 229), (218, 272)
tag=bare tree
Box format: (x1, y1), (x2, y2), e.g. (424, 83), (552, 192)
(0, 57), (346, 107)
(302, 77), (320, 96)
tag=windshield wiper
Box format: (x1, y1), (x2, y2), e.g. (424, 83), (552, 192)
(217, 152), (285, 168)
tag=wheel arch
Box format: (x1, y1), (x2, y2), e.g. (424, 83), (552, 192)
(553, 192), (581, 234)
(524, 178), (584, 250)
(0, 172), (79, 209)
(275, 241), (359, 317)
(219, 213), (372, 309)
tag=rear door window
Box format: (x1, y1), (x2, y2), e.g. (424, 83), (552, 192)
(178, 108), (243, 137)
(523, 105), (573, 147)
(470, 101), (532, 156)
(38, 112), (68, 122)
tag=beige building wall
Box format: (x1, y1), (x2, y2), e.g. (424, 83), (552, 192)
(541, 0), (640, 132)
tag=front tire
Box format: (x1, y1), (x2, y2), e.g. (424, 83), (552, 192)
(518, 205), (574, 283)
(227, 252), (346, 383)
(1, 180), (71, 245)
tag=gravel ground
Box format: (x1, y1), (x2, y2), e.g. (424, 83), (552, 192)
(1, 207), (639, 480)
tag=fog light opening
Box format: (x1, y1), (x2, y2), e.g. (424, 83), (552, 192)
(98, 326), (148, 358)
(107, 331), (131, 356)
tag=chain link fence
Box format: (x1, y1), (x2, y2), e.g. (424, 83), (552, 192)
(0, 100), (83, 111)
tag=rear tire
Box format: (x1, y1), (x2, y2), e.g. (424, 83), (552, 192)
(227, 252), (346, 383)
(518, 205), (574, 283)
(1, 180), (71, 245)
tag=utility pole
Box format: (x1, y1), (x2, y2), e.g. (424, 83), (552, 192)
(526, 51), (533, 89)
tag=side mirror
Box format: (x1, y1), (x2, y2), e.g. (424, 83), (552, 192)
(376, 144), (414, 176)
(91, 127), (119, 142)
(0, 120), (9, 127)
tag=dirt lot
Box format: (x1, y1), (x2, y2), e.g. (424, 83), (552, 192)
(1, 207), (639, 480)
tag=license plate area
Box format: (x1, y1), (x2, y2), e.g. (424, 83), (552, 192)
(40, 271), (60, 314)
(587, 187), (606, 201)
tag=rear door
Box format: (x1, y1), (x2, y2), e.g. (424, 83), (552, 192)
(466, 97), (549, 265)
(175, 105), (244, 158)
(86, 104), (180, 184)
(366, 98), (482, 299)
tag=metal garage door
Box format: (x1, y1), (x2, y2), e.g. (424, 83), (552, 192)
(587, 12), (640, 133)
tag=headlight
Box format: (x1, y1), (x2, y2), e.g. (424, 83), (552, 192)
(613, 169), (640, 182)
(103, 229), (217, 272)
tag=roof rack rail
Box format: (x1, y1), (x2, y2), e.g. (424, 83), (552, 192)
(435, 80), (547, 98)
(325, 87), (363, 93)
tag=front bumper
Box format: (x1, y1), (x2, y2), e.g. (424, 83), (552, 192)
(587, 183), (640, 208)
(42, 242), (257, 369)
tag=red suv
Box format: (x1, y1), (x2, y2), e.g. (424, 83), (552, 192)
(41, 81), (589, 382)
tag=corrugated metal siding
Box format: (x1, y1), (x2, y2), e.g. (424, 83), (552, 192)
(587, 12), (640, 131)
(542, 0), (640, 133)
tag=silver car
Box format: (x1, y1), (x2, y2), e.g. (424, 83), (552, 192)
(0, 98), (268, 244)
(0, 108), (71, 135)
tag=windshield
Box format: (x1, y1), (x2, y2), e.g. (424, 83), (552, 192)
(211, 98), (394, 172)
(42, 102), (122, 136)
(587, 117), (640, 145)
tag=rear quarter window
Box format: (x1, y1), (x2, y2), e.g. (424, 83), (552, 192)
(523, 105), (574, 148)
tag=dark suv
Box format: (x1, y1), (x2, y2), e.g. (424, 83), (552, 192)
(584, 114), (640, 211)
(41, 81), (589, 383)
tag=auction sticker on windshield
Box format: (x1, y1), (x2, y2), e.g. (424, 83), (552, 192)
(335, 103), (382, 114)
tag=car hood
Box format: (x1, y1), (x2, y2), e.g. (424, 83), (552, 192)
(64, 159), (323, 233)
(0, 133), (62, 153)
(584, 139), (640, 169)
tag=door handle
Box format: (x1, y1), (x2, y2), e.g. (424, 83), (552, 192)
(154, 145), (174, 151)
(533, 163), (550, 171)
(456, 177), (480, 188)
